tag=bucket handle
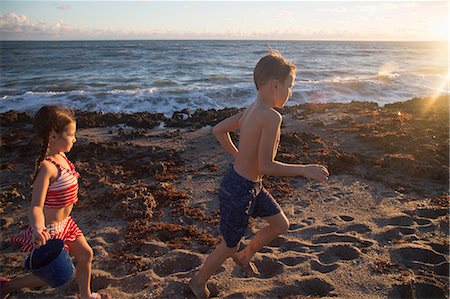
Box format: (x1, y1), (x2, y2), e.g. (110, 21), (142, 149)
(30, 226), (55, 271)
(29, 248), (35, 271)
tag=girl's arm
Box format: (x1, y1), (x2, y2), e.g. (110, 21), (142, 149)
(29, 161), (54, 247)
(212, 112), (243, 159)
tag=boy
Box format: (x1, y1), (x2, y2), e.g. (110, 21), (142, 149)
(189, 50), (329, 298)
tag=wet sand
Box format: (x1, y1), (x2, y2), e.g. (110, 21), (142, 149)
(1, 96), (448, 298)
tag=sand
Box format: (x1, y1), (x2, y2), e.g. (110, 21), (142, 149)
(1, 96), (448, 298)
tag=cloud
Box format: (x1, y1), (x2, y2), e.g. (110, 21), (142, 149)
(0, 13), (89, 39)
(0, 11), (442, 41)
(0, 13), (32, 32)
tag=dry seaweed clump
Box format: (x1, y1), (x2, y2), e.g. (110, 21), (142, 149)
(125, 219), (220, 250)
(109, 184), (157, 220)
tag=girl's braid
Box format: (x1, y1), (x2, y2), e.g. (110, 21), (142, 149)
(32, 134), (50, 184)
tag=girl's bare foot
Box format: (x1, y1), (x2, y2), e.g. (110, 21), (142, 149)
(1, 278), (11, 299)
(232, 252), (260, 277)
(189, 276), (210, 299)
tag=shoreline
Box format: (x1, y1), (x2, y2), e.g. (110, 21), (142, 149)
(0, 95), (448, 298)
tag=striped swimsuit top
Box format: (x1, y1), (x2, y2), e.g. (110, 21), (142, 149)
(44, 155), (80, 209)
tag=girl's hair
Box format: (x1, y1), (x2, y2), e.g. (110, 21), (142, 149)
(32, 105), (75, 183)
(253, 49), (296, 90)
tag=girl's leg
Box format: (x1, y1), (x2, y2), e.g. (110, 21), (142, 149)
(234, 212), (289, 271)
(190, 238), (238, 298)
(66, 236), (94, 299)
(2, 274), (46, 295)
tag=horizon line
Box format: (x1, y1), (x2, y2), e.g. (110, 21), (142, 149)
(1, 38), (448, 43)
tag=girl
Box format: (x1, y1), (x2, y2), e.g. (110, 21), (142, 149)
(1, 105), (108, 299)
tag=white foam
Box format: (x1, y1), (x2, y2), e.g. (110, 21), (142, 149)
(1, 74), (447, 115)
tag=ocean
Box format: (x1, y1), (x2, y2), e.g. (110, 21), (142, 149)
(0, 40), (448, 115)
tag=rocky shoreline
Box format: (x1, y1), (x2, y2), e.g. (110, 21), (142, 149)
(1, 96), (448, 298)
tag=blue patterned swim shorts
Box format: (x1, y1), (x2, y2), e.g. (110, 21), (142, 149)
(219, 166), (282, 248)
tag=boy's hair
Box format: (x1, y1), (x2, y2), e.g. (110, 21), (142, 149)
(253, 49), (296, 90)
(32, 105), (75, 183)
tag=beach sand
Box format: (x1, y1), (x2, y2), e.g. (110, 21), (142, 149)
(1, 96), (448, 298)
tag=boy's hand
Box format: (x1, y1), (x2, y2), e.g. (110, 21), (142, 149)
(303, 164), (329, 182)
(32, 227), (51, 248)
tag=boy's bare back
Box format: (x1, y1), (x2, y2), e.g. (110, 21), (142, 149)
(234, 102), (281, 182)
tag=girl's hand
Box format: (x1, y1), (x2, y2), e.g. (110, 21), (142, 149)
(303, 164), (329, 182)
(32, 227), (51, 248)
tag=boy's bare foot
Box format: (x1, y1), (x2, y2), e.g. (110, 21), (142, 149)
(189, 276), (210, 299)
(232, 253), (260, 277)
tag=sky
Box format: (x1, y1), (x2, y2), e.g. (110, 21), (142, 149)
(0, 1), (448, 41)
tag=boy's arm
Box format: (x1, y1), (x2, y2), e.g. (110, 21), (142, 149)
(258, 109), (328, 181)
(212, 112), (243, 159)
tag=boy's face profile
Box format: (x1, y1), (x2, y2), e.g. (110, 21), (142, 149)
(274, 74), (295, 108)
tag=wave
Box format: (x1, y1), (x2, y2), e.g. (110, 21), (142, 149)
(0, 84), (256, 115)
(2, 81), (446, 116)
(299, 71), (404, 86)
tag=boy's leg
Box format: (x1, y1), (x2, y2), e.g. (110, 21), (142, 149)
(234, 211), (289, 272)
(1, 274), (46, 295)
(66, 236), (94, 299)
(190, 238), (238, 299)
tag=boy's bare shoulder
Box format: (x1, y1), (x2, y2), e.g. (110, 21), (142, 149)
(258, 106), (282, 125)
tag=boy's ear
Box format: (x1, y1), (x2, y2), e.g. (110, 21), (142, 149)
(271, 79), (279, 91)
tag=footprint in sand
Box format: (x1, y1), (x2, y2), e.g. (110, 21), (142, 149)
(310, 259), (339, 273)
(301, 217), (316, 225)
(118, 273), (153, 293)
(389, 243), (448, 277)
(388, 282), (447, 299)
(160, 281), (196, 299)
(267, 235), (290, 247)
(377, 226), (417, 242)
(90, 270), (116, 290)
(414, 217), (432, 225)
(153, 250), (203, 277)
(416, 223), (438, 233)
(427, 242), (449, 255)
(374, 211), (443, 242)
(399, 207), (448, 233)
(95, 232), (122, 243)
(228, 277), (335, 298)
(407, 207), (448, 219)
(339, 215), (354, 222)
(318, 244), (361, 264)
(272, 277), (335, 297)
(252, 255), (285, 278)
(281, 241), (311, 253)
(341, 223), (372, 234)
(333, 191), (352, 199)
(135, 241), (170, 258)
(296, 224), (337, 239)
(278, 254), (310, 266)
(312, 232), (374, 248)
(259, 247), (274, 254)
(280, 240), (325, 253)
(323, 196), (339, 203)
(288, 222), (305, 231)
(375, 214), (416, 227)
